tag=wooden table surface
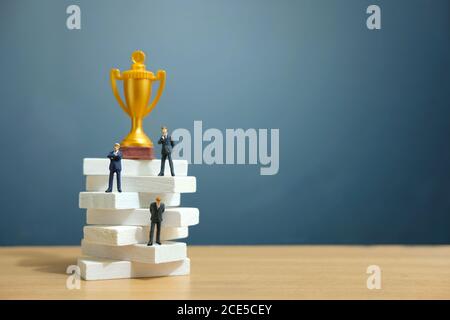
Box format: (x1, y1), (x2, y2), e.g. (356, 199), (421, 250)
(0, 245), (449, 299)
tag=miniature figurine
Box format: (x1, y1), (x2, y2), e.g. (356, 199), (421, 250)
(158, 126), (175, 176)
(105, 143), (122, 193)
(147, 196), (165, 246)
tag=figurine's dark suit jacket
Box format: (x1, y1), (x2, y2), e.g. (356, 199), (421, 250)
(158, 135), (174, 155)
(158, 135), (175, 176)
(149, 202), (165, 243)
(107, 150), (122, 191)
(108, 151), (123, 171)
(150, 202), (165, 222)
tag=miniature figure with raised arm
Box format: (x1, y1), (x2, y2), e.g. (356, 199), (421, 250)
(158, 126), (175, 176)
(147, 196), (165, 246)
(105, 143), (122, 193)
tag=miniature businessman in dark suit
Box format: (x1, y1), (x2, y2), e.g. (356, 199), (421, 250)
(105, 143), (122, 193)
(147, 196), (165, 246)
(158, 126), (175, 176)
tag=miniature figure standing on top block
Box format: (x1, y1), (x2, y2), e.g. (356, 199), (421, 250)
(158, 126), (175, 176)
(105, 143), (122, 193)
(147, 196), (165, 246)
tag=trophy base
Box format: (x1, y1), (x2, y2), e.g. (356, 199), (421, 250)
(121, 146), (154, 160)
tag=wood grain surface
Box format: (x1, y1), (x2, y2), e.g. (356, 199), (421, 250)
(0, 245), (449, 299)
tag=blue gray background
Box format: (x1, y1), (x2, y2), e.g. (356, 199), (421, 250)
(0, 0), (449, 245)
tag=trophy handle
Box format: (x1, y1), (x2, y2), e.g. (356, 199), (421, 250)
(144, 70), (166, 116)
(110, 68), (131, 116)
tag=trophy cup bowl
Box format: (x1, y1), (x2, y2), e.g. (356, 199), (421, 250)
(110, 50), (166, 159)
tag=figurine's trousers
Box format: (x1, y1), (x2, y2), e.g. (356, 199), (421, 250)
(160, 153), (174, 175)
(149, 221), (161, 243)
(108, 169), (121, 191)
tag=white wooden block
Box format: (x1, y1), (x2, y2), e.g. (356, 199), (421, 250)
(81, 240), (187, 263)
(78, 256), (190, 280)
(83, 225), (188, 246)
(86, 176), (196, 193)
(79, 192), (180, 209)
(86, 207), (199, 227)
(83, 158), (188, 176)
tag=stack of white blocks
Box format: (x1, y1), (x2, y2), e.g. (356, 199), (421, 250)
(77, 158), (198, 280)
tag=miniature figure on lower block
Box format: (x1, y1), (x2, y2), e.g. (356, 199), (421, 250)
(148, 196), (165, 245)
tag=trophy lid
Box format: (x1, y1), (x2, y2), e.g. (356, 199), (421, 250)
(122, 50), (154, 79)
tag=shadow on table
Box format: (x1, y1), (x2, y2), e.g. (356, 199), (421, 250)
(9, 249), (77, 275)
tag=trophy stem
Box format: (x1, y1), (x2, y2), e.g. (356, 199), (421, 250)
(120, 116), (154, 160)
(131, 116), (143, 133)
(123, 116), (152, 146)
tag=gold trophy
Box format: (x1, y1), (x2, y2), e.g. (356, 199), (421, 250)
(110, 50), (166, 159)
